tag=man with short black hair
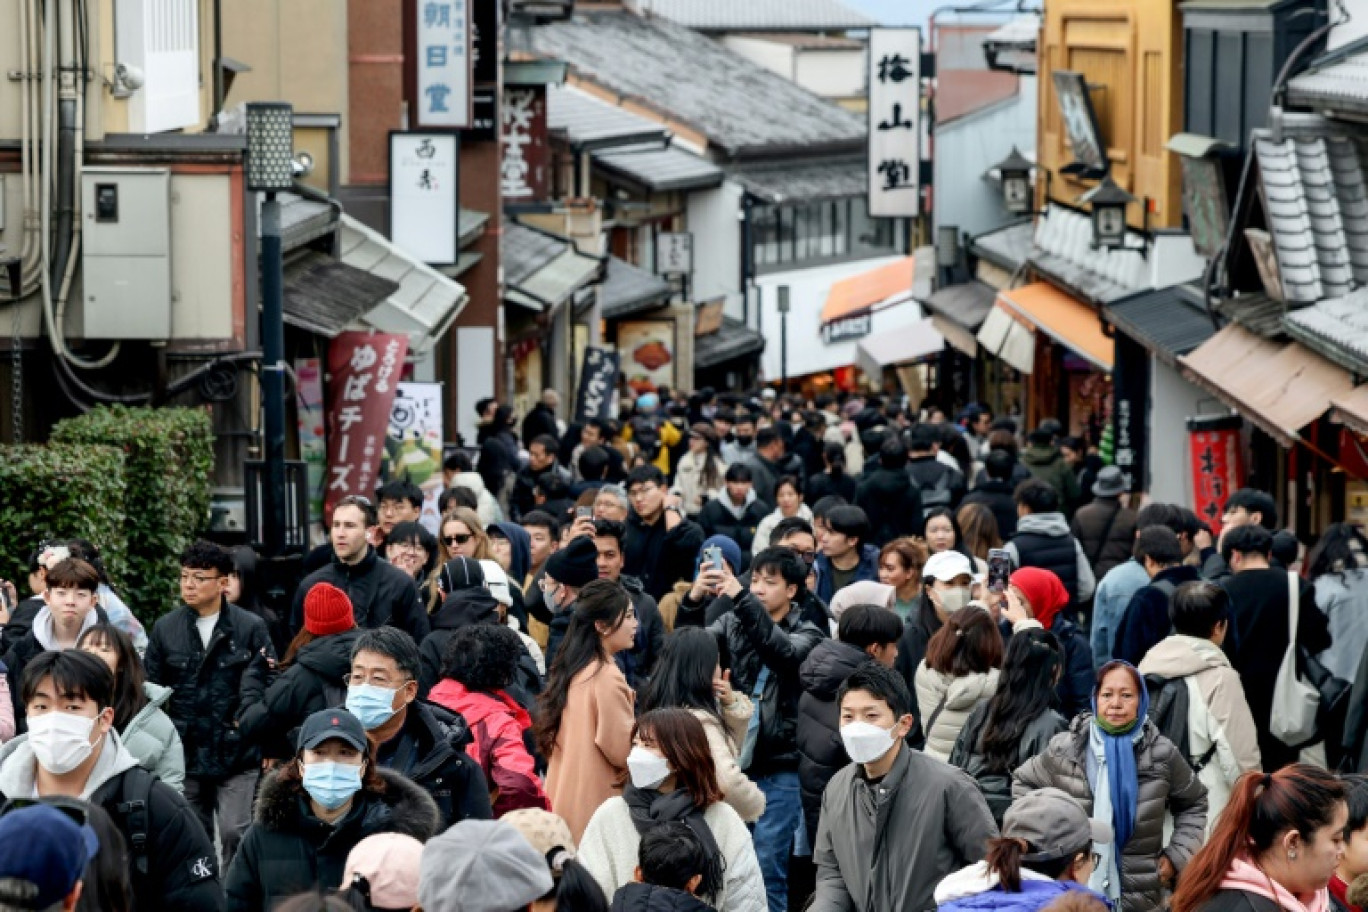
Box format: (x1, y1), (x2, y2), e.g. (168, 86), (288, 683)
(375, 479), (424, 542)
(962, 448), (1019, 537)
(1005, 480), (1095, 610)
(574, 445), (612, 495)
(291, 496), (430, 643)
(1091, 502), (1185, 668)
(623, 466), (705, 602)
(512, 434), (572, 522)
(1113, 526), (1202, 666)
(0, 650), (224, 911)
(815, 505), (879, 604)
(1021, 426), (1081, 515)
(698, 463), (770, 554)
(147, 540), (275, 866)
(905, 424), (964, 515)
(742, 426), (801, 507)
(347, 627), (491, 827)
(722, 412), (757, 464)
(854, 438), (924, 546)
(592, 519), (665, 689)
(1201, 488), (1281, 579)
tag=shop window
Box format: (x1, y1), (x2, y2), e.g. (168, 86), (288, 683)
(752, 197), (903, 274)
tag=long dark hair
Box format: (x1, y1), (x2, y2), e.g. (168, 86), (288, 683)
(534, 579), (632, 758)
(76, 804), (132, 912)
(1172, 765), (1346, 912)
(635, 709), (724, 809)
(75, 624), (148, 731)
(977, 628), (1063, 773)
(228, 544), (263, 612)
(642, 628), (728, 745)
(924, 606), (1004, 676)
(1307, 522), (1368, 580)
(824, 441), (847, 479)
(925, 506), (975, 561)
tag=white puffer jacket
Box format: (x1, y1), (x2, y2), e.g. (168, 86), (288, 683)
(914, 663), (1000, 762)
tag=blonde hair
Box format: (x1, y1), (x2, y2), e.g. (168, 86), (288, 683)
(430, 508), (491, 611)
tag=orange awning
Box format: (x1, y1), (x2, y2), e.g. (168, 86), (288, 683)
(997, 282), (1113, 371)
(820, 256), (915, 325)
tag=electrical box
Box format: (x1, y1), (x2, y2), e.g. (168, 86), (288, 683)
(81, 167), (171, 339)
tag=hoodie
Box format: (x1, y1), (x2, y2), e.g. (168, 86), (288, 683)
(419, 589), (503, 695)
(934, 860), (1110, 912)
(1218, 856), (1329, 912)
(610, 883), (716, 912)
(1137, 634), (1261, 832)
(1005, 513), (1096, 603)
(447, 471), (504, 527)
(491, 522), (533, 588)
(0, 724), (141, 800)
(914, 664), (1001, 761)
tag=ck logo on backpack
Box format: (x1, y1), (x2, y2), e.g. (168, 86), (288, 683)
(189, 856), (215, 881)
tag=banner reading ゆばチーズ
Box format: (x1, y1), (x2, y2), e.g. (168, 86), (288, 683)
(325, 332), (409, 521)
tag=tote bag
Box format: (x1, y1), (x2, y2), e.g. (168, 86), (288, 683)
(1271, 571), (1320, 747)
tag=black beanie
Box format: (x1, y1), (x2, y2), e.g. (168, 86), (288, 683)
(545, 536), (599, 589)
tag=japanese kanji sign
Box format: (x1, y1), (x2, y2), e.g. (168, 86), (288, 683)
(415, 0), (471, 129)
(867, 28), (921, 218)
(655, 233), (693, 276)
(502, 86), (549, 202)
(1188, 417), (1245, 535)
(1111, 333), (1149, 493)
(574, 346), (620, 423)
(325, 332), (410, 521)
(390, 132), (459, 264)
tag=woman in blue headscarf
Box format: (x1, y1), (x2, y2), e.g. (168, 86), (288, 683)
(1011, 660), (1209, 912)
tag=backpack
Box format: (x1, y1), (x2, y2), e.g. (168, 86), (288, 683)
(920, 467), (954, 516)
(91, 766), (157, 886)
(1144, 672), (1217, 773)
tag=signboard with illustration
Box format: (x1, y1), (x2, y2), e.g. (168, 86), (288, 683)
(617, 320), (676, 394)
(384, 381), (444, 533)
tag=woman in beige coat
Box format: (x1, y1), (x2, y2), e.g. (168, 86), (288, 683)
(642, 627), (766, 822)
(670, 424), (728, 517)
(914, 605), (1004, 761)
(536, 578), (640, 841)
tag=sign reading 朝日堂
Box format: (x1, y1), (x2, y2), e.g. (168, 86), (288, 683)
(867, 28), (921, 218)
(414, 0), (472, 129)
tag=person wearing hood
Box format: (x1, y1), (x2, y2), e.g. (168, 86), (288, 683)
(593, 520), (666, 692)
(1003, 568), (1096, 719)
(1013, 661), (1209, 912)
(238, 582), (362, 760)
(489, 520), (534, 630)
(814, 506), (881, 605)
(1005, 480), (1096, 610)
(225, 708), (441, 912)
(611, 820), (725, 912)
(854, 438), (926, 547)
(1169, 764), (1346, 912)
(1114, 526), (1204, 667)
(667, 535), (744, 631)
(698, 464), (771, 557)
(542, 536), (603, 669)
(429, 623), (550, 817)
(347, 626), (493, 828)
(0, 649), (222, 910)
(753, 475), (815, 557)
(444, 450), (505, 526)
(481, 559), (548, 680)
(418, 556), (496, 694)
(1136, 582), (1260, 832)
(811, 663), (997, 912)
(797, 605), (902, 845)
(934, 787), (1113, 912)
(915, 606), (1004, 761)
(76, 622), (185, 790)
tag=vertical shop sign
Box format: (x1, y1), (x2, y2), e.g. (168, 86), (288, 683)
(1187, 416), (1245, 534)
(386, 382), (445, 533)
(295, 358), (327, 528)
(1111, 333), (1150, 493)
(391, 133), (460, 264)
(501, 86), (549, 202)
(414, 0), (471, 128)
(867, 28), (921, 217)
(325, 332), (410, 520)
(574, 346), (620, 423)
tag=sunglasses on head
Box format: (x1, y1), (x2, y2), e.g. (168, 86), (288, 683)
(444, 533), (474, 547)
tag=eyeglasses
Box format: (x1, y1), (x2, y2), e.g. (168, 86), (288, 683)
(444, 533), (474, 547)
(179, 572), (222, 585)
(345, 672), (411, 688)
(790, 549), (818, 564)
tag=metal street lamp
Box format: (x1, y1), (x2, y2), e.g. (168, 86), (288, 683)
(1078, 175), (1136, 250)
(246, 102), (295, 556)
(993, 146), (1035, 215)
(778, 285), (790, 393)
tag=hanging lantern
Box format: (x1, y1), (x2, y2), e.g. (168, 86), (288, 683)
(994, 146), (1035, 215)
(1078, 175), (1136, 249)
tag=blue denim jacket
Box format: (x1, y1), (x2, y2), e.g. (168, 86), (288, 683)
(1089, 559), (1149, 670)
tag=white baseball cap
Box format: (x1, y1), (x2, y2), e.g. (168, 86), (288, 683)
(479, 560), (513, 608)
(923, 550), (974, 582)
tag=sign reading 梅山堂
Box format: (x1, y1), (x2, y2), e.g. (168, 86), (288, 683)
(867, 28), (921, 218)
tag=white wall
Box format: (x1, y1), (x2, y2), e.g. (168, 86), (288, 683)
(687, 181), (745, 319)
(794, 49), (866, 99)
(721, 36), (797, 82)
(933, 76), (1037, 238)
(1329, 0), (1368, 49)
(1148, 357), (1222, 505)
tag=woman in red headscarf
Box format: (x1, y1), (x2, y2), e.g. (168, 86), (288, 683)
(1004, 567), (1097, 719)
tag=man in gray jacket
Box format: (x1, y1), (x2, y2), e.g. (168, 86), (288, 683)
(811, 663), (997, 912)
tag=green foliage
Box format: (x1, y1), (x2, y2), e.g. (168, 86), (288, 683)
(52, 406), (215, 626)
(0, 444), (129, 596)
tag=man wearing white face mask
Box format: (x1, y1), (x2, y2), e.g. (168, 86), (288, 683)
(0, 649), (223, 911)
(811, 663), (997, 912)
(346, 627), (491, 829)
(893, 549), (976, 749)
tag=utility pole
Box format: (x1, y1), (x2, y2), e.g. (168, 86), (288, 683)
(778, 285), (790, 392)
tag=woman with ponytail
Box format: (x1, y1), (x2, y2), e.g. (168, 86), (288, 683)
(809, 441), (857, 503)
(935, 787), (1112, 912)
(1171, 764), (1347, 912)
(1013, 661), (1209, 912)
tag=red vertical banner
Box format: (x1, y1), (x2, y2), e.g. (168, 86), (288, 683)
(1189, 420), (1245, 534)
(325, 332), (410, 520)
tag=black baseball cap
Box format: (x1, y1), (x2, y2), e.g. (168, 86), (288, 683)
(298, 708), (368, 754)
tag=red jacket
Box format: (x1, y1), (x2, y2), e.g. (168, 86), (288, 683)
(428, 679), (549, 817)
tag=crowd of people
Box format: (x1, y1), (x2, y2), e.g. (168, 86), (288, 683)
(5, 384), (1368, 912)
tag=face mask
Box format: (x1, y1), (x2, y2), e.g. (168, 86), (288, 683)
(543, 583), (561, 613)
(735, 435), (753, 448)
(28, 712), (97, 775)
(302, 760), (364, 810)
(345, 684), (399, 730)
(840, 720), (897, 765)
(626, 746), (671, 790)
(936, 586), (971, 614)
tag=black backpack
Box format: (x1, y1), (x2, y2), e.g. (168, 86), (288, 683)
(1144, 672), (1217, 772)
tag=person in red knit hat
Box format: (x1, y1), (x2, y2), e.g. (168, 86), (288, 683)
(1002, 566), (1096, 718)
(239, 582), (362, 759)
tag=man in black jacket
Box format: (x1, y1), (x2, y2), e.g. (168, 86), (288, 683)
(347, 626), (493, 827)
(961, 449), (1019, 538)
(697, 463), (771, 554)
(854, 438), (925, 547)
(511, 435), (573, 522)
(1113, 525), (1202, 666)
(291, 495), (430, 643)
(624, 465), (705, 602)
(905, 423), (965, 517)
(145, 539), (275, 866)
(0, 650), (223, 911)
(741, 427), (805, 507)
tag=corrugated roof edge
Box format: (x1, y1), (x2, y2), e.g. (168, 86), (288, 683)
(1284, 311), (1368, 376)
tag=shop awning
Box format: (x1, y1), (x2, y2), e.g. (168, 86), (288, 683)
(997, 281), (1113, 371)
(601, 256), (672, 320)
(920, 281), (996, 356)
(855, 317), (944, 376)
(1331, 385), (1368, 438)
(502, 223), (606, 314)
(695, 317), (765, 368)
(1104, 284), (1216, 367)
(1179, 323), (1354, 447)
(976, 302), (1036, 373)
(820, 256), (915, 325)
(283, 251), (402, 338)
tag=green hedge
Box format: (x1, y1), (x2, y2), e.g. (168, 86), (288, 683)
(53, 406), (215, 626)
(0, 444), (129, 596)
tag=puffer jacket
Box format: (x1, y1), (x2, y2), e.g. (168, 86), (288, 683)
(1012, 715), (1209, 912)
(948, 700), (1067, 824)
(797, 639), (873, 840)
(707, 590), (825, 777)
(913, 664), (1000, 761)
(1137, 634), (1261, 833)
(934, 859), (1111, 912)
(239, 629), (361, 759)
(377, 700), (494, 828)
(427, 678), (549, 817)
(611, 882), (715, 912)
(224, 767), (441, 912)
(1006, 513), (1096, 606)
(689, 702), (766, 823)
(121, 681), (186, 791)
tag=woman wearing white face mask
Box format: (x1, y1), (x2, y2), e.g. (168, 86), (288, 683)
(224, 709), (442, 912)
(893, 549), (977, 748)
(578, 708), (766, 912)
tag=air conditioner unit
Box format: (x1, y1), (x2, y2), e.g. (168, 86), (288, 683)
(115, 0), (202, 133)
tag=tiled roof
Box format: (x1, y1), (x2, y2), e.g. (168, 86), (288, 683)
(502, 222), (568, 288)
(729, 32), (865, 49)
(594, 144), (725, 192)
(727, 156), (866, 203)
(636, 0), (874, 32)
(695, 317), (765, 368)
(547, 84), (668, 150)
(1104, 284), (1218, 365)
(501, 222), (605, 313)
(1284, 287), (1368, 374)
(971, 219), (1034, 272)
(530, 11), (865, 157)
(1253, 131), (1368, 306)
(919, 280), (996, 330)
(283, 250), (400, 338)
(1215, 291), (1287, 338)
(601, 256), (673, 320)
(936, 70), (1020, 124)
(1030, 205), (1151, 304)
(1286, 42), (1368, 119)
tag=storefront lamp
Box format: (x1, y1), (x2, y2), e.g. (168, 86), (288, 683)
(994, 146), (1035, 215)
(245, 102), (296, 193)
(1078, 175), (1136, 250)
